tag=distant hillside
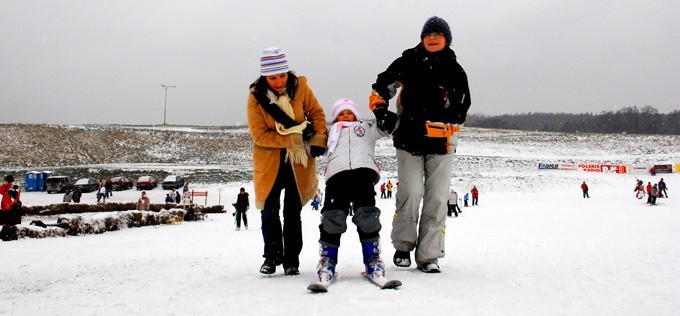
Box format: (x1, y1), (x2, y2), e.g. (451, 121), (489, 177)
(0, 124), (254, 183)
(0, 124), (251, 168)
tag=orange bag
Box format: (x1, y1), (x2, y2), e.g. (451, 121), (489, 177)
(425, 121), (460, 138)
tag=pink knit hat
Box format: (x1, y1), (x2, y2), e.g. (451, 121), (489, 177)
(331, 98), (363, 121)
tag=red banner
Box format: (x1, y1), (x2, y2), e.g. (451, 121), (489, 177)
(577, 163), (602, 173)
(601, 164), (627, 174)
(576, 163), (627, 174)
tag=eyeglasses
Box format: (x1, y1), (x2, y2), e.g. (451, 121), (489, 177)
(423, 32), (444, 38)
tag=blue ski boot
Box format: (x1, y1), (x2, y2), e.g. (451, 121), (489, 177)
(362, 240), (385, 279)
(316, 245), (338, 283)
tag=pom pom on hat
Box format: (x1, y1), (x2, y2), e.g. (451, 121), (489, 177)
(421, 16), (452, 45)
(260, 47), (290, 76)
(331, 98), (363, 121)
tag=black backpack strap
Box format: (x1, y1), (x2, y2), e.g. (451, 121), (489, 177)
(252, 92), (299, 129)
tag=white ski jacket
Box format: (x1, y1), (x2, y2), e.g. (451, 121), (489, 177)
(448, 191), (458, 205)
(324, 121), (388, 184)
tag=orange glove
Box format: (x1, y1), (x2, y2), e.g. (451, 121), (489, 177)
(369, 91), (387, 111)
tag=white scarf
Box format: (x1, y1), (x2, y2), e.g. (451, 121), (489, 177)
(268, 90), (308, 167)
(327, 121), (360, 155)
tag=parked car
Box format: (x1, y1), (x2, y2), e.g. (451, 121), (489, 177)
(45, 176), (74, 194)
(110, 176), (134, 191)
(136, 175), (158, 190)
(162, 175), (185, 190)
(74, 178), (99, 193)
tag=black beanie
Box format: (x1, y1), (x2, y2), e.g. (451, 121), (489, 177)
(4, 175), (14, 182)
(421, 16), (452, 45)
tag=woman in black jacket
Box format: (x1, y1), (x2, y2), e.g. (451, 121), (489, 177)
(370, 16), (471, 273)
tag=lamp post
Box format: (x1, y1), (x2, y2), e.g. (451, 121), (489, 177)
(161, 84), (176, 125)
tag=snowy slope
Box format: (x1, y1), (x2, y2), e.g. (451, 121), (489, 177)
(2, 180), (679, 315)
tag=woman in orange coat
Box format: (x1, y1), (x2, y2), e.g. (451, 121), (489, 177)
(247, 47), (327, 276)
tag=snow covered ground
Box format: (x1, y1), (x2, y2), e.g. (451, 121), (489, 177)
(3, 175), (679, 315)
(2, 128), (680, 315)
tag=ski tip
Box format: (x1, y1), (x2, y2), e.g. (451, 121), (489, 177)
(307, 283), (328, 293)
(361, 271), (403, 289)
(381, 280), (402, 289)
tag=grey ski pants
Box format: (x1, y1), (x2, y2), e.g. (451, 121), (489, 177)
(391, 149), (453, 265)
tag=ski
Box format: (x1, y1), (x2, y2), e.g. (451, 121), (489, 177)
(307, 272), (337, 293)
(307, 283), (330, 293)
(361, 272), (402, 289)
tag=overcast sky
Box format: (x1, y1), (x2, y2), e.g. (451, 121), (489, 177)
(1, 1), (678, 126)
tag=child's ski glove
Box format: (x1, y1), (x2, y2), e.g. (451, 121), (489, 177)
(302, 122), (316, 142)
(309, 145), (326, 157)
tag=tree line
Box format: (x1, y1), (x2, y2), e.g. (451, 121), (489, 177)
(466, 106), (680, 135)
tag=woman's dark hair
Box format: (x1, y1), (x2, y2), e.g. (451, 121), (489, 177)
(250, 71), (299, 100)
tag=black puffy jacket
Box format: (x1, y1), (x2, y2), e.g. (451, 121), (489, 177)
(235, 192), (249, 211)
(372, 43), (471, 155)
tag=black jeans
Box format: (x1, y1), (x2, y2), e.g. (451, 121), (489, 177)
(0, 211), (21, 226)
(236, 209), (248, 228)
(261, 154), (303, 269)
(319, 169), (378, 247)
(447, 204), (460, 217)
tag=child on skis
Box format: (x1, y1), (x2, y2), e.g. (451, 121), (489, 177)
(314, 98), (396, 285)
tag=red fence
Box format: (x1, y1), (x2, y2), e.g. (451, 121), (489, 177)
(186, 190), (208, 205)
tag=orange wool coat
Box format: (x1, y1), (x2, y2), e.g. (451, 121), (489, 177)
(247, 76), (328, 209)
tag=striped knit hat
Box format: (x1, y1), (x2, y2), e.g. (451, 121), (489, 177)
(260, 47), (289, 76)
